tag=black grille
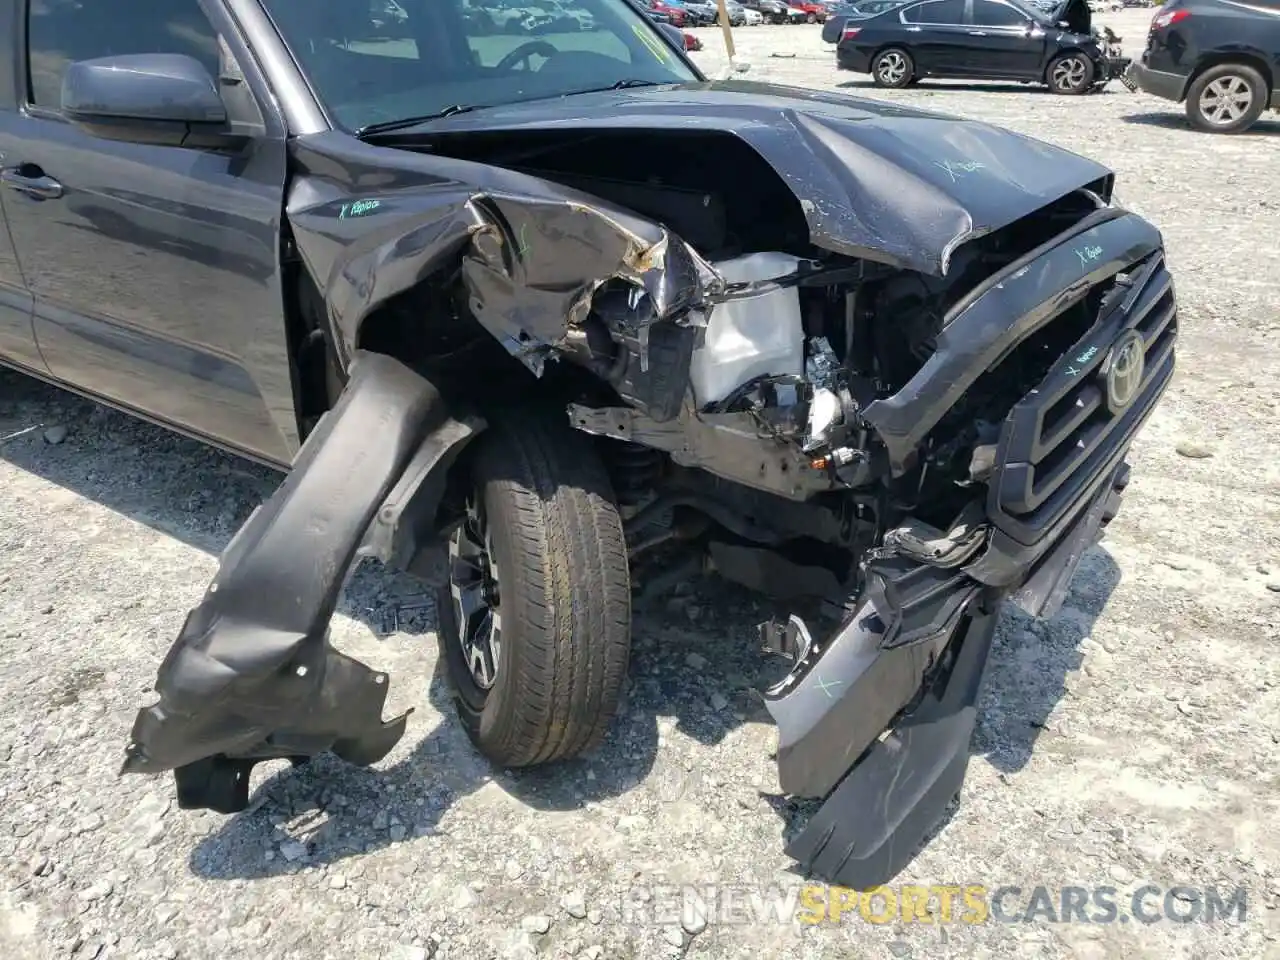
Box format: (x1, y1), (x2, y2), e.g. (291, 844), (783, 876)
(988, 252), (1177, 546)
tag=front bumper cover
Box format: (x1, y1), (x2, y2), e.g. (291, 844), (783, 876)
(768, 219), (1174, 888)
(765, 460), (1130, 889)
(1100, 55), (1132, 83)
(122, 352), (481, 812)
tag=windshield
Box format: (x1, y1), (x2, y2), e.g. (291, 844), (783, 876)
(261, 0), (700, 133)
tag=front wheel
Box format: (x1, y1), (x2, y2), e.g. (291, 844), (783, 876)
(871, 47), (914, 88)
(1047, 52), (1094, 95)
(436, 409), (631, 767)
(1185, 63), (1267, 134)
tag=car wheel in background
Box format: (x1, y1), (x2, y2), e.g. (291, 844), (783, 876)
(1184, 63), (1267, 134)
(1047, 52), (1094, 95)
(871, 47), (914, 88)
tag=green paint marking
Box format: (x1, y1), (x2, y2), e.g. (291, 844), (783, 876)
(517, 223), (530, 257)
(633, 23), (670, 63)
(339, 199), (382, 219)
(934, 159), (985, 182)
(1074, 244), (1104, 268)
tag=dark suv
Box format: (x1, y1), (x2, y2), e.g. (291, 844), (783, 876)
(1125, 0), (1280, 133)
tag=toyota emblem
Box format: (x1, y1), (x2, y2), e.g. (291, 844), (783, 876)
(1103, 330), (1146, 415)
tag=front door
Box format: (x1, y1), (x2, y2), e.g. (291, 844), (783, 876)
(0, 0), (298, 465)
(0, 188), (40, 374)
(961, 0), (1046, 78)
(899, 0), (972, 74)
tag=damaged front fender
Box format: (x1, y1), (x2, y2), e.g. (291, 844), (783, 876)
(122, 352), (477, 812)
(285, 132), (711, 378)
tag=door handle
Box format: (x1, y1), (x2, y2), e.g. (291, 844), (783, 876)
(1, 167), (64, 200)
(968, 29), (987, 34)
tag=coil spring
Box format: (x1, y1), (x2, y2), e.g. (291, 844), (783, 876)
(608, 441), (662, 508)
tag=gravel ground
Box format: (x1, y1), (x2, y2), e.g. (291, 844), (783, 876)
(3, 13), (1280, 960)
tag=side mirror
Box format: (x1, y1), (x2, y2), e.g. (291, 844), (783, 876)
(61, 53), (243, 149)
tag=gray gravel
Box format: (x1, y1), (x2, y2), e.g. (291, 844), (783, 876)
(3, 14), (1279, 960)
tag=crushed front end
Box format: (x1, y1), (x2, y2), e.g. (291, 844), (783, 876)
(121, 92), (1175, 884)
(565, 199), (1174, 887)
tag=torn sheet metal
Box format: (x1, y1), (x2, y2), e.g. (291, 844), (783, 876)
(284, 132), (711, 375)
(363, 80), (1116, 276)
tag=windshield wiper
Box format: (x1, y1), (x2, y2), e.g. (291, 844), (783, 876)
(355, 105), (480, 139)
(561, 79), (666, 96)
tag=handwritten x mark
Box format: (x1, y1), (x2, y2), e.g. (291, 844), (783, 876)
(815, 675), (843, 700)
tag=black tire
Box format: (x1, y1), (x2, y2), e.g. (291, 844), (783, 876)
(871, 47), (914, 88)
(436, 409), (631, 768)
(1184, 63), (1267, 134)
(1047, 52), (1094, 95)
(807, 11), (818, 22)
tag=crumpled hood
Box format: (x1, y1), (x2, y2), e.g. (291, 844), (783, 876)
(404, 80), (1114, 276)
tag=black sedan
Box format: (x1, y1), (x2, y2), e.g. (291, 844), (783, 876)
(821, 0), (906, 42)
(836, 0), (1129, 94)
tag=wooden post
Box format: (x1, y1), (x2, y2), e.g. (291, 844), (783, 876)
(714, 0), (737, 60)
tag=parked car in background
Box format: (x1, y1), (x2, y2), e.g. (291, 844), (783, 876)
(657, 0), (695, 20)
(837, 0), (1130, 93)
(692, 0), (747, 23)
(744, 6), (765, 23)
(1124, 0), (1280, 133)
(745, 0), (795, 20)
(790, 0), (829, 21)
(683, 0), (718, 21)
(649, 0), (688, 23)
(822, 0), (905, 42)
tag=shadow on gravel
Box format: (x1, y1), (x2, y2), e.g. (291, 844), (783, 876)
(836, 79), (1049, 95)
(0, 368), (429, 637)
(972, 545), (1122, 774)
(184, 661), (663, 880)
(183, 576), (785, 880)
(1121, 111), (1280, 135)
(4, 365), (1123, 882)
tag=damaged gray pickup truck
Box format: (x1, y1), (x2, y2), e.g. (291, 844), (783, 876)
(0, 0), (1175, 887)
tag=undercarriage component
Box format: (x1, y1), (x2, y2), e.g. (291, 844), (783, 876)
(567, 402), (835, 501)
(121, 352), (475, 812)
(707, 540), (846, 601)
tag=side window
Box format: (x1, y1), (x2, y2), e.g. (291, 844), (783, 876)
(28, 0), (222, 109)
(972, 0), (1029, 25)
(902, 0), (965, 22)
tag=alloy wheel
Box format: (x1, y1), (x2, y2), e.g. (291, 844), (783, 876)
(877, 51), (908, 85)
(1198, 75), (1254, 127)
(1052, 56), (1088, 91)
(448, 498), (502, 690)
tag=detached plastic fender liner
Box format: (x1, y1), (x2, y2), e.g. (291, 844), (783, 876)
(121, 352), (468, 813)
